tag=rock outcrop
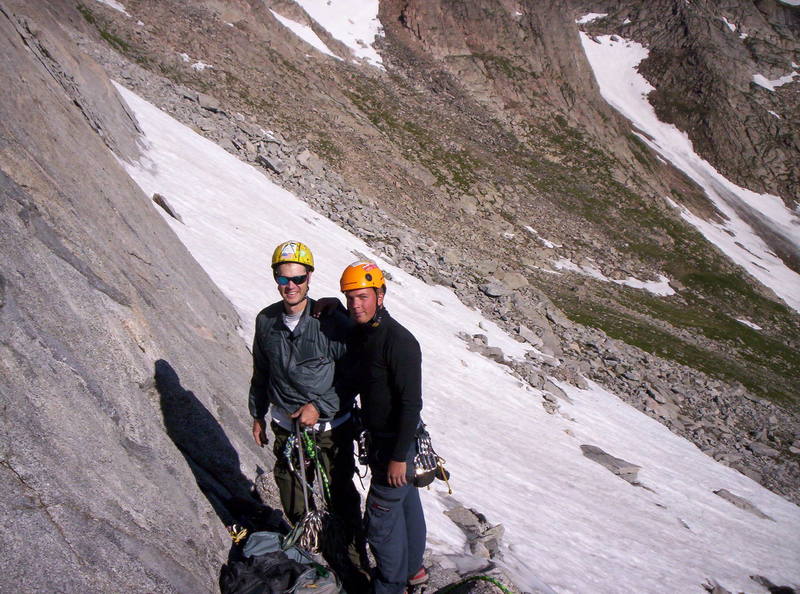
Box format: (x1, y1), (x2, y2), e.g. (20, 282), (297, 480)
(0, 2), (271, 591)
(577, 0), (800, 211)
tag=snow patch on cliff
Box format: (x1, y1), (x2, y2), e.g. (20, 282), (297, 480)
(579, 33), (800, 313)
(293, 0), (383, 68)
(270, 10), (341, 60)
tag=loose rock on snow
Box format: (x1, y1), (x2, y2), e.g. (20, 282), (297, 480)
(580, 445), (642, 485)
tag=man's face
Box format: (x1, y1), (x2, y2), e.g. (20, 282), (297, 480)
(345, 287), (383, 324)
(275, 262), (310, 307)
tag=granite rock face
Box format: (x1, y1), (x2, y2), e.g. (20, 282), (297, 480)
(0, 3), (271, 591)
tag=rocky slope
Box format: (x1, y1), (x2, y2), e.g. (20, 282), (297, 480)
(1, 0), (799, 591)
(68, 0), (800, 399)
(63, 0), (799, 477)
(577, 0), (800, 263)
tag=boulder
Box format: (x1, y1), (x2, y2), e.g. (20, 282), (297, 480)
(152, 193), (184, 223)
(703, 579), (732, 594)
(480, 281), (512, 297)
(457, 195), (478, 215)
(444, 505), (484, 537)
(517, 324), (544, 347)
(442, 248), (461, 266)
(198, 92), (221, 112)
(747, 442), (780, 458)
(257, 154), (286, 174)
(495, 271), (529, 290)
(580, 445), (641, 484)
(444, 505), (505, 561)
(296, 148), (325, 174)
(543, 379), (573, 403)
(713, 489), (773, 521)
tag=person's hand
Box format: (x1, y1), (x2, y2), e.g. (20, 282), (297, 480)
(387, 461), (407, 487)
(290, 402), (320, 428)
(312, 297), (342, 318)
(252, 418), (268, 447)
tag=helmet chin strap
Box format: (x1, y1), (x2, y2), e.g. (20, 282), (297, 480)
(370, 304), (384, 327)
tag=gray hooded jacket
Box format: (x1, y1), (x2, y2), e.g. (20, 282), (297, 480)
(248, 298), (351, 421)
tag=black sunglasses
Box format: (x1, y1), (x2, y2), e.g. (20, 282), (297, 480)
(275, 274), (308, 286)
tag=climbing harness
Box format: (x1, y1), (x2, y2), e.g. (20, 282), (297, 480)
(353, 426), (370, 488)
(352, 420), (452, 493)
(435, 575), (514, 594)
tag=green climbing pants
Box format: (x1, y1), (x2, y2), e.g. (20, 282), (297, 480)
(271, 420), (369, 592)
(271, 420), (361, 527)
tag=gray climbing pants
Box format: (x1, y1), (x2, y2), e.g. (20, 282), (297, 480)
(365, 442), (426, 594)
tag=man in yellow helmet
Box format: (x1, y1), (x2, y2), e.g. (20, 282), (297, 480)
(339, 261), (428, 594)
(248, 241), (367, 590)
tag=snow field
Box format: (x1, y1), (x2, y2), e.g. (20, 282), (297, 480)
(579, 33), (800, 313)
(552, 258), (675, 296)
(752, 71), (799, 91)
(270, 10), (341, 60)
(93, 0), (129, 17)
(115, 84), (800, 593)
(292, 0), (383, 68)
(575, 13), (608, 25)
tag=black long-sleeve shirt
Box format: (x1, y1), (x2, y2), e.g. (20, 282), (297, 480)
(348, 308), (422, 461)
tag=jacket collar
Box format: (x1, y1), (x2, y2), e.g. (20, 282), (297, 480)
(356, 306), (389, 335)
(282, 298), (314, 333)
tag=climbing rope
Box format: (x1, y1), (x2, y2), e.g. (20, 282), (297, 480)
(435, 575), (514, 594)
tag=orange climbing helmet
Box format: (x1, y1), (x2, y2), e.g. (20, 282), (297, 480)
(340, 260), (385, 292)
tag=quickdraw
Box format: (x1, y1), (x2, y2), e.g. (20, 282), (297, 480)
(282, 434), (302, 474)
(299, 430), (332, 503)
(284, 421), (334, 554)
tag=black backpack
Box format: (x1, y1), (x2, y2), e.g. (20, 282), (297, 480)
(220, 530), (342, 594)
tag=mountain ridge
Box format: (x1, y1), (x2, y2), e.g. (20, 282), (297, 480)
(65, 0), (800, 506)
(1, 0), (799, 591)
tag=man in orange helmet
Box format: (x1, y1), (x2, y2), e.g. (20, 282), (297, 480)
(340, 261), (428, 594)
(249, 241), (367, 590)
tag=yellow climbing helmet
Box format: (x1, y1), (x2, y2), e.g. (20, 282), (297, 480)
(271, 241), (315, 271)
(340, 260), (385, 292)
